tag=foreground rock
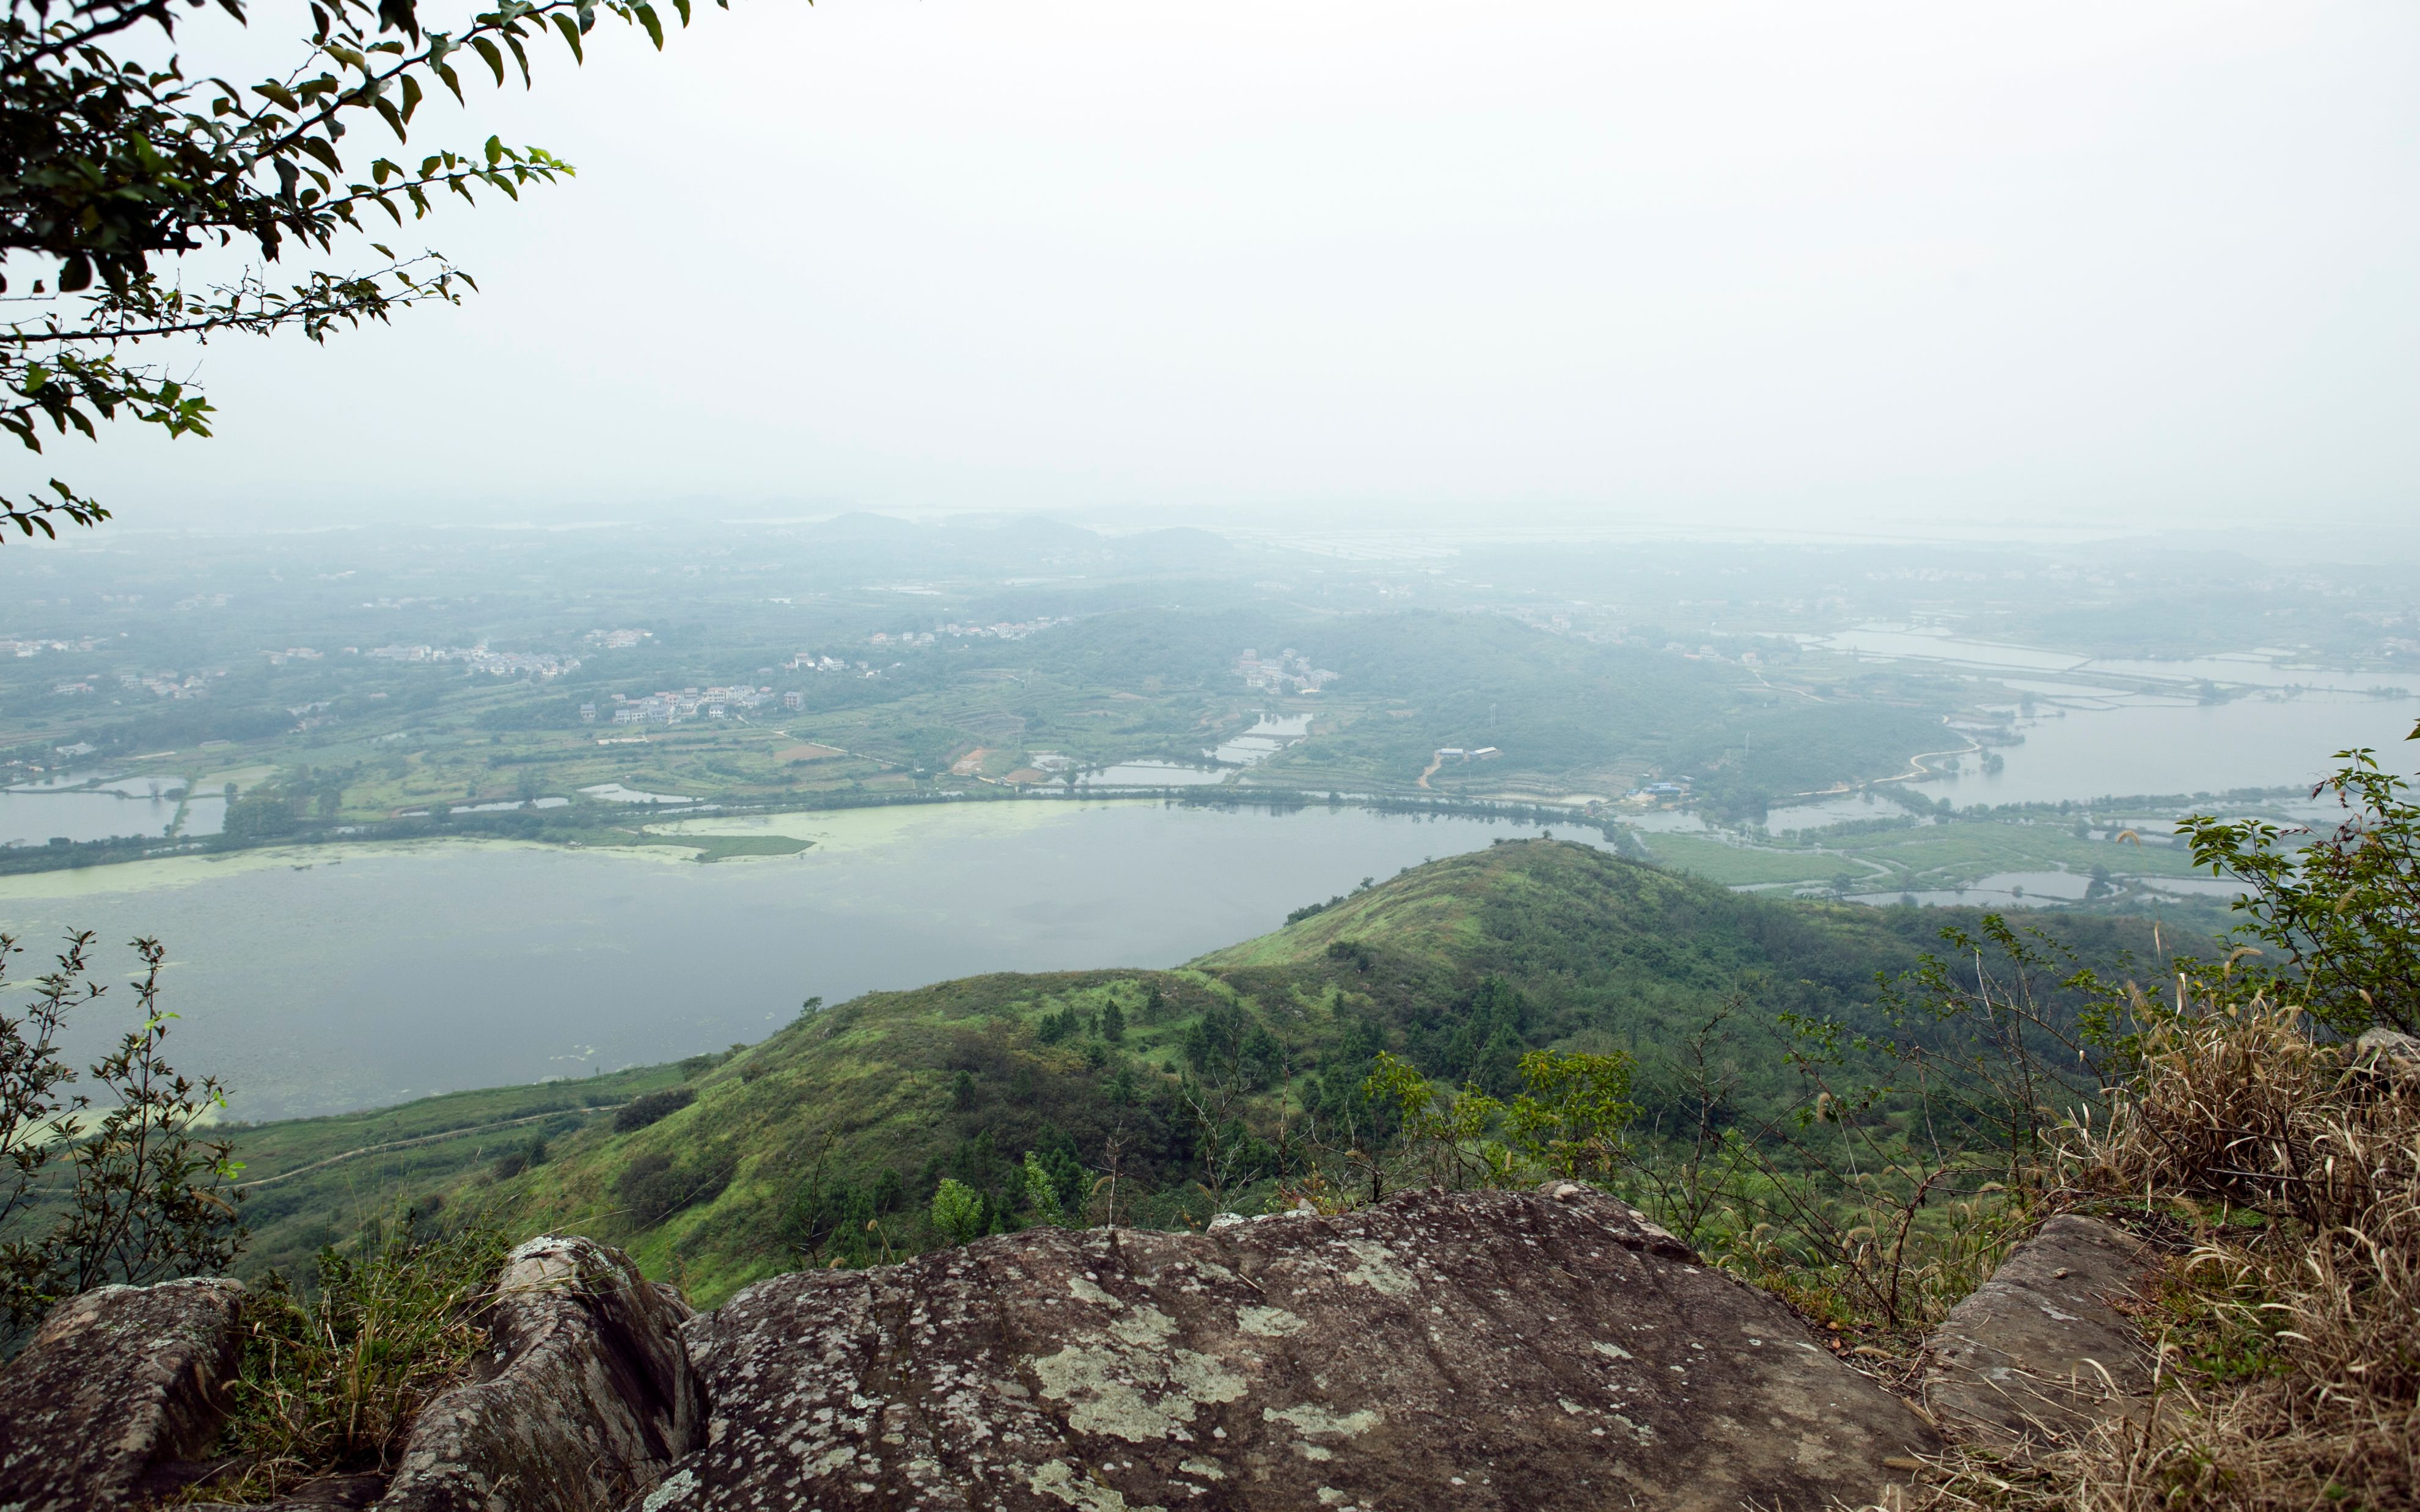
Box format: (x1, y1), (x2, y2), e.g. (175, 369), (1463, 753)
(652, 1185), (1937, 1512)
(0, 1276), (247, 1512)
(1921, 1214), (2156, 1445)
(0, 1237), (702, 1512)
(369, 1235), (706, 1512)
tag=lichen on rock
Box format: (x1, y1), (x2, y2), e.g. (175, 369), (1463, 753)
(647, 1186), (1938, 1511)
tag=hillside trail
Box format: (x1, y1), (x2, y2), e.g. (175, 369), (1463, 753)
(1418, 754), (1442, 789)
(232, 1102), (631, 1191)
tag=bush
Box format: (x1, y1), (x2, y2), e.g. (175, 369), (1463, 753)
(930, 1178), (983, 1246)
(197, 1214), (507, 1503)
(615, 1150), (732, 1227)
(1, 932), (244, 1332)
(490, 1136), (548, 1182)
(613, 1086), (695, 1133)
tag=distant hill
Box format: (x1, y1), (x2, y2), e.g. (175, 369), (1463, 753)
(226, 842), (2169, 1306)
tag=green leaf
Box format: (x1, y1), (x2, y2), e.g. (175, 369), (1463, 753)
(400, 73), (424, 122)
(551, 12), (584, 63)
(672, 0), (690, 23)
(300, 136), (344, 172)
(471, 35), (506, 85)
(484, 134), (504, 166)
(505, 34), (532, 86)
(634, 2), (662, 49)
(373, 96), (408, 142)
(435, 60), (464, 103)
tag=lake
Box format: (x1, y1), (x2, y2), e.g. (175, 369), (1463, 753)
(0, 799), (1587, 1120)
(1805, 624), (2412, 695)
(1921, 692), (2419, 808)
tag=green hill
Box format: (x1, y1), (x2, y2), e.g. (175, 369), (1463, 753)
(226, 841), (2163, 1306)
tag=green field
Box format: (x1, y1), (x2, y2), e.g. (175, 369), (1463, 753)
(1628, 811), (2218, 905)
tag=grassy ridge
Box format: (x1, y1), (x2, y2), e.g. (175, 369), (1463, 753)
(223, 841), (2173, 1306)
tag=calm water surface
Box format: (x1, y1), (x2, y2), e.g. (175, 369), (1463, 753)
(1932, 693), (2419, 806)
(0, 800), (1590, 1120)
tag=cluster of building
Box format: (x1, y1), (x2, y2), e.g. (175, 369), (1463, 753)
(870, 617), (1066, 649)
(126, 670), (218, 699)
(584, 629), (651, 649)
(365, 644), (584, 678)
(264, 647), (323, 666)
(1236, 648), (1338, 694)
(1620, 779), (1693, 806)
(597, 685), (777, 726)
(1434, 746), (1502, 763)
(1, 636), (106, 658)
(785, 652), (873, 674)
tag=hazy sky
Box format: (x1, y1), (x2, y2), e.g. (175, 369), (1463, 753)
(43, 2), (2420, 537)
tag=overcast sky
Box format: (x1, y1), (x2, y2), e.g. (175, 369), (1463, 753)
(43, 1), (2420, 539)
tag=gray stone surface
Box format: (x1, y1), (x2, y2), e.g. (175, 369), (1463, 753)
(1922, 1214), (2156, 1445)
(0, 1276), (247, 1511)
(2355, 1026), (2420, 1065)
(645, 1184), (1939, 1512)
(370, 1234), (706, 1512)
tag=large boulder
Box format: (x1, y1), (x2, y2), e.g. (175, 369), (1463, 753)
(645, 1185), (1938, 1512)
(1921, 1214), (2157, 1445)
(371, 1235), (706, 1512)
(0, 1276), (247, 1512)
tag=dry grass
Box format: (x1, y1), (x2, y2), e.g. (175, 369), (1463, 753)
(1901, 995), (2419, 1511)
(183, 1214), (508, 1504)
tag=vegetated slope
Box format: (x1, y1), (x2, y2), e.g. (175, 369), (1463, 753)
(221, 842), (2170, 1308)
(223, 1064), (691, 1288)
(468, 841), (2105, 1306)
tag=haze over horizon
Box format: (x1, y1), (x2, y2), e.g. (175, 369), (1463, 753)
(27, 1), (2420, 542)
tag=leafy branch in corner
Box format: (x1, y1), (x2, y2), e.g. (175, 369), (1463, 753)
(1, 0), (738, 538)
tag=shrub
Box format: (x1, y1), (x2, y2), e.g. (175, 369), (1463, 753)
(490, 1136), (548, 1182)
(1022, 1153), (1065, 1227)
(2183, 746), (2420, 1035)
(613, 1086), (695, 1133)
(616, 1150), (732, 1227)
(1, 932), (244, 1332)
(930, 1178), (983, 1246)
